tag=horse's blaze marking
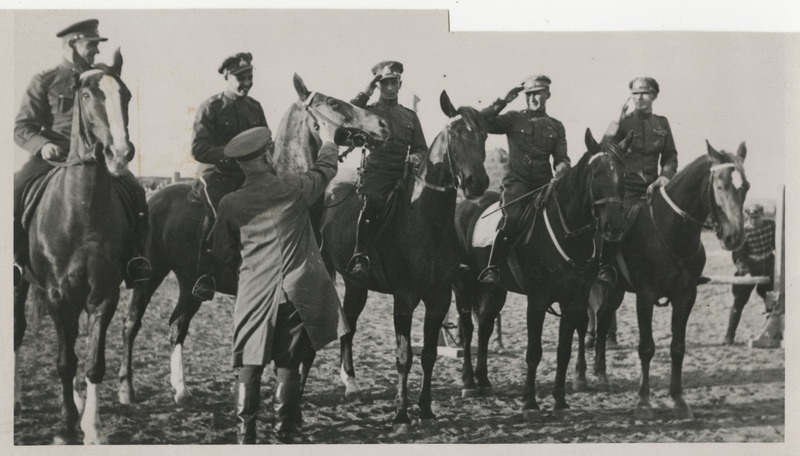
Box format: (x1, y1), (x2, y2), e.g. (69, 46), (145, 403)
(99, 75), (128, 158)
(731, 170), (743, 189)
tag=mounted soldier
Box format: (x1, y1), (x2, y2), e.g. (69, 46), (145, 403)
(478, 74), (570, 284)
(189, 52), (270, 300)
(13, 18), (150, 287)
(347, 60), (428, 279)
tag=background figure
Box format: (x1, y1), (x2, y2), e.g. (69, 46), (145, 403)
(190, 52), (269, 300)
(585, 309), (618, 349)
(212, 125), (348, 444)
(724, 203), (776, 345)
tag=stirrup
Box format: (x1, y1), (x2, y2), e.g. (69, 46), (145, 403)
(126, 256), (152, 283)
(478, 266), (500, 284)
(192, 275), (216, 301)
(13, 263), (23, 288)
(346, 253), (370, 278)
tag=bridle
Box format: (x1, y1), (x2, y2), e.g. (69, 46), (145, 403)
(413, 115), (465, 193)
(544, 151), (622, 271)
(302, 91), (369, 161)
(649, 161), (741, 261)
(44, 71), (104, 168)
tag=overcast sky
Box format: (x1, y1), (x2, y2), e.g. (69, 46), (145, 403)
(9, 8), (799, 202)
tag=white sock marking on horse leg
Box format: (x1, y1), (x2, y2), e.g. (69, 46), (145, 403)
(340, 364), (360, 396)
(81, 378), (106, 444)
(170, 344), (189, 403)
(72, 376), (84, 414)
(14, 351), (22, 410)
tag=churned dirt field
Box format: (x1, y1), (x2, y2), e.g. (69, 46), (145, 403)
(13, 230), (785, 445)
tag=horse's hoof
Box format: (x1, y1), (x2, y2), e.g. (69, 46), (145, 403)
(53, 431), (79, 445)
(522, 408), (543, 423)
(118, 385), (135, 405)
(83, 432), (108, 445)
(418, 418), (439, 431)
(344, 390), (365, 403)
(174, 388), (192, 405)
(554, 400), (570, 411)
(634, 403), (655, 420)
(573, 379), (589, 393)
(461, 388), (479, 398)
(595, 375), (611, 392)
(478, 386), (493, 397)
(674, 401), (694, 420)
(392, 422), (412, 434)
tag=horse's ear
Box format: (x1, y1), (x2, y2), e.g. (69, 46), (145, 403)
(736, 141), (747, 161)
(72, 47), (92, 74)
(585, 128), (600, 154)
(706, 139), (724, 162)
(293, 73), (310, 101)
(619, 130), (634, 153)
(439, 91), (459, 118)
(111, 48), (123, 76)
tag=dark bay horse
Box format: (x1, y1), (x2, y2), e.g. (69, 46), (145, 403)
(117, 74), (389, 405)
(321, 92), (490, 431)
(453, 130), (632, 420)
(14, 50), (135, 444)
(589, 141), (748, 420)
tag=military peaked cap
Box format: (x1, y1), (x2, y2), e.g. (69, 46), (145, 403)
(629, 77), (660, 96)
(56, 19), (108, 42)
(224, 126), (272, 161)
(521, 74), (551, 93)
(219, 52), (254, 75)
(371, 61), (404, 80)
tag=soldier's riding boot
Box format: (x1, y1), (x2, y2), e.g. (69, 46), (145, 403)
(597, 240), (618, 285)
(478, 231), (510, 284)
(723, 305), (743, 345)
(13, 218), (26, 289)
(125, 209), (152, 285)
(192, 216), (216, 301)
(273, 368), (302, 444)
(347, 201), (379, 280)
(234, 368), (261, 444)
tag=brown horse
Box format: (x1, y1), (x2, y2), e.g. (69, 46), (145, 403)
(14, 50), (135, 444)
(321, 92), (490, 431)
(117, 74), (389, 405)
(589, 141), (748, 419)
(452, 130), (631, 420)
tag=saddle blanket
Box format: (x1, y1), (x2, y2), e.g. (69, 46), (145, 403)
(471, 201), (502, 248)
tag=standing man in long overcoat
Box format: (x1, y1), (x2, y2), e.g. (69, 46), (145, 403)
(212, 125), (349, 444)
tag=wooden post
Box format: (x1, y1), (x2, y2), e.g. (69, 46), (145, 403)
(750, 185), (784, 349)
(172, 172), (181, 183)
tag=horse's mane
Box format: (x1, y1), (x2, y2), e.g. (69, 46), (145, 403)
(558, 150), (592, 193)
(427, 106), (488, 165)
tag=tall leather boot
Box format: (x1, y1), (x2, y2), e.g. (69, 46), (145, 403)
(478, 230), (510, 284)
(723, 305), (743, 345)
(235, 378), (260, 444)
(597, 239), (618, 285)
(347, 201), (378, 280)
(13, 218), (26, 288)
(273, 368), (301, 444)
(192, 216), (216, 301)
(126, 208), (152, 285)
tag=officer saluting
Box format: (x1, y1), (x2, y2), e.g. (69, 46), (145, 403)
(13, 19), (150, 286)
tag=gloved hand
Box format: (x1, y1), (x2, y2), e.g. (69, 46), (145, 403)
(317, 121), (341, 145)
(363, 74), (383, 98)
(646, 176), (670, 196)
(407, 153), (422, 169)
(554, 162), (570, 178)
(41, 143), (65, 160)
(503, 84), (525, 104)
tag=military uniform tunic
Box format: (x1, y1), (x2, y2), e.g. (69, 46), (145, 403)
(191, 91), (269, 208)
(483, 99), (569, 229)
(15, 60), (77, 155)
(213, 143), (349, 367)
(351, 94), (427, 202)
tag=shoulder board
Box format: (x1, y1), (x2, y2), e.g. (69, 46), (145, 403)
(36, 65), (67, 80)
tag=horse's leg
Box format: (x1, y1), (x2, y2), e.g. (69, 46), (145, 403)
(475, 287), (506, 397)
(553, 304), (578, 410)
(14, 279), (30, 413)
(167, 275), (203, 405)
(339, 282), (368, 402)
(522, 296), (547, 422)
(51, 306), (81, 445)
(391, 295), (417, 432)
(573, 299), (590, 393)
(118, 267), (168, 405)
(418, 286), (450, 429)
(453, 270), (478, 397)
(634, 291), (657, 420)
(493, 312), (504, 351)
(593, 283), (625, 390)
(669, 288), (697, 419)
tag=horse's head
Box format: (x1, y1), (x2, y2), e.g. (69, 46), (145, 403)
(429, 91), (490, 199)
(293, 74), (390, 148)
(585, 128), (633, 241)
(705, 140), (748, 249)
(72, 48), (135, 176)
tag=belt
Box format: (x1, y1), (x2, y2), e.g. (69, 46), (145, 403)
(748, 252), (773, 262)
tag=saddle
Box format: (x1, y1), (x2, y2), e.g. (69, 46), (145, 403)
(21, 167), (139, 231)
